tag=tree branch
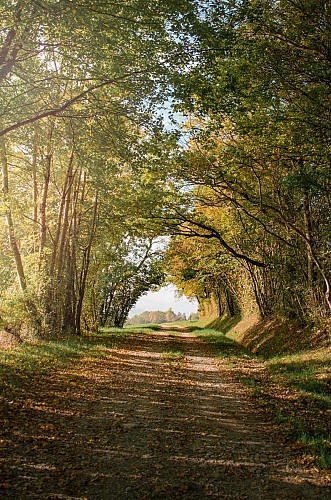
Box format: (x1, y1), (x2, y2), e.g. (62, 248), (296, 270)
(0, 74), (141, 138)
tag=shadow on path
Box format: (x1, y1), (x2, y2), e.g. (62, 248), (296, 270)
(1, 330), (330, 499)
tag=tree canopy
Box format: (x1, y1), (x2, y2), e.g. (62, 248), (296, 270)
(0, 0), (330, 336)
(162, 0), (331, 325)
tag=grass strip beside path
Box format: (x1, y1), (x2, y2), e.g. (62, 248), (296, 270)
(193, 327), (331, 470)
(0, 326), (157, 401)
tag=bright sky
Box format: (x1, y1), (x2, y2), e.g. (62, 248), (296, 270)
(129, 284), (198, 317)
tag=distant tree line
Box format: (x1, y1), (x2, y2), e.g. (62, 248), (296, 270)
(126, 309), (188, 325)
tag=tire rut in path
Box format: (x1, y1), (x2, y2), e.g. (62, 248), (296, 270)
(1, 330), (330, 499)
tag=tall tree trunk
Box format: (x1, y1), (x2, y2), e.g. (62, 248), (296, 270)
(44, 146), (75, 336)
(214, 287), (223, 317)
(303, 193), (315, 288)
(75, 191), (98, 335)
(39, 123), (54, 267)
(225, 288), (235, 317)
(1, 140), (27, 292)
(1, 139), (41, 333)
(32, 133), (39, 255)
(56, 147), (75, 281)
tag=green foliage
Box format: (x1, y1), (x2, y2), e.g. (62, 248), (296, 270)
(0, 0), (203, 337)
(1, 0), (330, 338)
(0, 292), (32, 334)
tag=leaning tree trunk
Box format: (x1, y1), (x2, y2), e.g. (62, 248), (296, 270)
(1, 140), (27, 292)
(0, 139), (41, 333)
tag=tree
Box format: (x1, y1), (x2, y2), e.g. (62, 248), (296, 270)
(165, 217), (252, 319)
(163, 0), (331, 323)
(0, 0), (202, 336)
(96, 238), (165, 328)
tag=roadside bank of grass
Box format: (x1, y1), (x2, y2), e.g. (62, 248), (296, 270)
(0, 326), (153, 400)
(265, 348), (331, 469)
(193, 326), (331, 471)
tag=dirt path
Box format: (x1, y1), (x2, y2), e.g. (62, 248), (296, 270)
(1, 330), (330, 499)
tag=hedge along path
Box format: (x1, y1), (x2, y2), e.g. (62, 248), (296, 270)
(1, 328), (330, 499)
